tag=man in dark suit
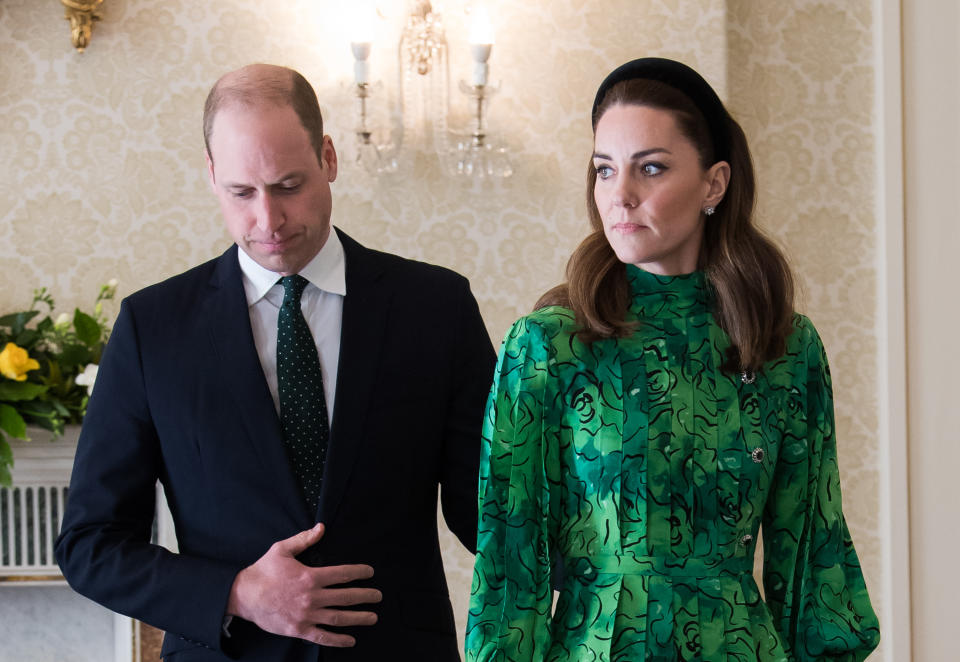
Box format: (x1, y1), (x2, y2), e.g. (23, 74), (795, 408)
(55, 63), (495, 661)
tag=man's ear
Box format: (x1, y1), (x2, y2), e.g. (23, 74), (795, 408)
(205, 150), (217, 192)
(321, 135), (338, 183)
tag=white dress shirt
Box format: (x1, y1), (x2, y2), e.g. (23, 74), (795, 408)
(237, 231), (346, 425)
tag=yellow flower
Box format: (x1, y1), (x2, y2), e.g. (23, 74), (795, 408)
(0, 342), (40, 381)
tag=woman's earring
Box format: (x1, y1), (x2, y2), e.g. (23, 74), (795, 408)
(703, 206), (716, 216)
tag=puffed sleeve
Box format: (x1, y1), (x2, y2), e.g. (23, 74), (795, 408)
(466, 316), (553, 662)
(761, 317), (880, 661)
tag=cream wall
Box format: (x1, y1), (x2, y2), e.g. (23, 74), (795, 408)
(902, 1), (960, 661)
(0, 0), (891, 659)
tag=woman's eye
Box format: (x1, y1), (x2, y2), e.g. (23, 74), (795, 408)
(595, 165), (613, 179)
(641, 162), (665, 176)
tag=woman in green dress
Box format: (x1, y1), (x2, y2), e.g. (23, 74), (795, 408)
(466, 58), (880, 662)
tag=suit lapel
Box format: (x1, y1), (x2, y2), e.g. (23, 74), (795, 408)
(318, 229), (391, 524)
(204, 246), (312, 526)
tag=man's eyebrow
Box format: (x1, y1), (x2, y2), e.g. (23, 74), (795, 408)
(592, 148), (671, 160)
(222, 173), (304, 189)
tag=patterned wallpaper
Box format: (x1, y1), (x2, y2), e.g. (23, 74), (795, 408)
(725, 6), (883, 650)
(0, 0), (884, 658)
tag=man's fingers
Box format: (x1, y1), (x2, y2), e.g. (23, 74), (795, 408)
(298, 610), (378, 648)
(312, 607), (379, 628)
(275, 522), (325, 556)
(312, 563), (376, 586)
(314, 587), (383, 608)
(307, 627), (357, 648)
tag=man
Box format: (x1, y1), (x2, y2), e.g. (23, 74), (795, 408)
(55, 64), (495, 661)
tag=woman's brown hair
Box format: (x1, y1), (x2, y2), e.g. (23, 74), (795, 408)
(537, 78), (794, 373)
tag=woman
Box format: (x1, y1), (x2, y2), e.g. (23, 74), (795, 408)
(466, 58), (879, 662)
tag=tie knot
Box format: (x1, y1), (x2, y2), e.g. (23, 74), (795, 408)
(280, 274), (310, 304)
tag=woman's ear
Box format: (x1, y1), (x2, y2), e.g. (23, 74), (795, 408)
(704, 160), (730, 208)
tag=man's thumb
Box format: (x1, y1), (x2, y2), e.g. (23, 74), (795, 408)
(282, 522), (325, 555)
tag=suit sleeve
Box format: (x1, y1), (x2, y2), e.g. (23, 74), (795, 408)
(466, 317), (553, 662)
(55, 299), (243, 653)
(439, 277), (497, 552)
(761, 317), (880, 661)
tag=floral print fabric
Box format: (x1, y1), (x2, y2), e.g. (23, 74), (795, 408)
(466, 266), (879, 662)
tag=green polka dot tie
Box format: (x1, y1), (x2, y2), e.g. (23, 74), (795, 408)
(277, 275), (329, 515)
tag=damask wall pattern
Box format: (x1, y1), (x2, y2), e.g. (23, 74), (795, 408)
(0, 0), (883, 658)
(725, 10), (883, 660)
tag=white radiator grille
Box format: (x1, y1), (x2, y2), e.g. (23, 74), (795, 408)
(0, 484), (68, 581)
(0, 433), (174, 585)
(1, 432), (78, 584)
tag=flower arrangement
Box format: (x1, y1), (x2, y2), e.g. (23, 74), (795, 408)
(0, 281), (116, 487)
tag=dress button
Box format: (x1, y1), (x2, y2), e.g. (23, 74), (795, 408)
(741, 370), (756, 384)
(751, 447), (765, 463)
(739, 534), (754, 547)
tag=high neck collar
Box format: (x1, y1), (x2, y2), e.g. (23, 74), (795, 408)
(626, 264), (710, 319)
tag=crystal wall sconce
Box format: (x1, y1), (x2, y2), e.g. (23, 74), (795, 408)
(349, 1), (512, 179)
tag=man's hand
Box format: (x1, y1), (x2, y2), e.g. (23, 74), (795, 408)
(226, 523), (382, 647)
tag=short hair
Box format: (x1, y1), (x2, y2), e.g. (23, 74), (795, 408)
(202, 65), (325, 166)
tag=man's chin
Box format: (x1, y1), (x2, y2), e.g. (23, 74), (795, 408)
(247, 251), (297, 275)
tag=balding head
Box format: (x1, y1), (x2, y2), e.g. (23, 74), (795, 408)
(203, 64), (325, 167)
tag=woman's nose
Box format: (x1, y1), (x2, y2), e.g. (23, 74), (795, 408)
(613, 178), (639, 208)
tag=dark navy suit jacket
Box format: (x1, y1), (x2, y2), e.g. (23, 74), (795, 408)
(56, 229), (496, 661)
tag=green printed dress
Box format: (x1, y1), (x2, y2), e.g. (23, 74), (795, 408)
(466, 266), (879, 662)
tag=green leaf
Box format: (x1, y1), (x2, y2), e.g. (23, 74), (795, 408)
(58, 343), (92, 367)
(0, 380), (47, 401)
(0, 436), (12, 489)
(47, 397), (70, 418)
(46, 360), (63, 385)
(0, 310), (39, 334)
(14, 328), (40, 348)
(18, 399), (58, 417)
(0, 403), (27, 439)
(23, 415), (56, 433)
(74, 309), (101, 346)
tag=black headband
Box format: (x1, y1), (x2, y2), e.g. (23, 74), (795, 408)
(591, 57), (730, 163)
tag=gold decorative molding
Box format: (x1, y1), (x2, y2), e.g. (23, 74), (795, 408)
(61, 0), (103, 53)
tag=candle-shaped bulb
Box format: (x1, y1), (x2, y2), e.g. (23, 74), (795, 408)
(351, 41), (371, 86)
(468, 4), (494, 46)
(471, 44), (491, 86)
(468, 5), (494, 86)
(351, 41), (371, 61)
(350, 2), (375, 85)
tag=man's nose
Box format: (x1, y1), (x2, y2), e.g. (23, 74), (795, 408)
(255, 193), (284, 232)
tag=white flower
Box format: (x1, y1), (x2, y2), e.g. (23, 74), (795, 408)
(75, 363), (99, 395)
(55, 312), (71, 328)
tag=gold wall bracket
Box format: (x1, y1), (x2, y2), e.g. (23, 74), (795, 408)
(61, 0), (104, 53)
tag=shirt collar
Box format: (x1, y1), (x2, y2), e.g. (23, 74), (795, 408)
(237, 229), (347, 306)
